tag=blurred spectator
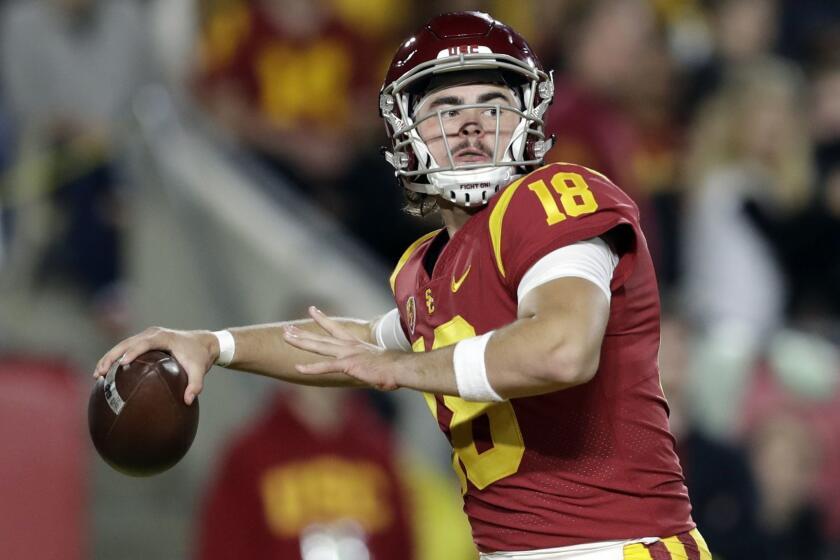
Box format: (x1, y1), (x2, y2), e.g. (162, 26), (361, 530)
(0, 0), (153, 334)
(663, 312), (839, 557)
(545, 0), (655, 189)
(680, 0), (780, 121)
(194, 0), (431, 262)
(728, 61), (840, 324)
(195, 0), (379, 190)
(623, 31), (685, 289)
(194, 385), (477, 560)
(746, 412), (827, 559)
(742, 348), (840, 548)
(543, 0), (678, 286)
(682, 59), (813, 337)
(659, 314), (764, 557)
(680, 59), (816, 439)
(195, 386), (415, 559)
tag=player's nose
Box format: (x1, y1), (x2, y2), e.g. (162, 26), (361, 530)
(459, 120), (484, 137)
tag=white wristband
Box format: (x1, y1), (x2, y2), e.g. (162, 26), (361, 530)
(372, 308), (411, 351)
(213, 330), (235, 367)
(453, 331), (503, 402)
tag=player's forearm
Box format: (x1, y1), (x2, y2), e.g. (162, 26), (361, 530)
(389, 346), (460, 395)
(387, 312), (602, 399)
(225, 319), (372, 387)
(392, 316), (599, 400)
(483, 314), (602, 399)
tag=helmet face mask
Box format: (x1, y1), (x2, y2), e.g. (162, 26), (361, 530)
(380, 12), (554, 208)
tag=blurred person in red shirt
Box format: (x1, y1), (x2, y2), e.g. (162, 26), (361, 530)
(194, 0), (433, 261)
(195, 385), (416, 560)
(739, 332), (840, 550)
(196, 0), (383, 199)
(542, 0), (681, 287)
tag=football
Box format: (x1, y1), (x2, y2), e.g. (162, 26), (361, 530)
(88, 350), (199, 476)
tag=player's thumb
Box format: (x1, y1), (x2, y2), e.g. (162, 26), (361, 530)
(183, 367), (204, 406)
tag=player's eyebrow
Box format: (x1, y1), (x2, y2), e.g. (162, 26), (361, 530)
(477, 91), (509, 104)
(428, 91), (511, 110)
(428, 95), (463, 109)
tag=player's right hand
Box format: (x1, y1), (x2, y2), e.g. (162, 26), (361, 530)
(93, 327), (218, 406)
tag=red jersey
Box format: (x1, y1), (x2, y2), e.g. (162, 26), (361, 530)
(198, 2), (377, 131)
(195, 392), (414, 560)
(390, 163), (694, 552)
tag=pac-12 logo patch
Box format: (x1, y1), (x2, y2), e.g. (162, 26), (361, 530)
(406, 296), (416, 335)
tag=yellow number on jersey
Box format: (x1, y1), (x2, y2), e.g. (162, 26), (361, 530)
(415, 316), (526, 493)
(441, 396), (525, 491)
(529, 171), (599, 225)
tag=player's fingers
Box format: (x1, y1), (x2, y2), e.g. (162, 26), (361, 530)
(295, 359), (345, 376)
(283, 328), (343, 357)
(95, 328), (166, 377)
(182, 359), (208, 406)
(284, 325), (353, 346)
(96, 337), (139, 377)
(184, 386), (201, 406)
(184, 376), (203, 406)
(95, 344), (122, 376)
(308, 307), (356, 341)
(118, 338), (157, 368)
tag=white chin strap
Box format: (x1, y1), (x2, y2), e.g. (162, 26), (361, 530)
(427, 166), (518, 207)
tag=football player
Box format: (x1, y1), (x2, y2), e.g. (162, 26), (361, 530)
(96, 12), (709, 560)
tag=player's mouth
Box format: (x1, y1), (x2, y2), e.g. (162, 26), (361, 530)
(453, 147), (493, 164)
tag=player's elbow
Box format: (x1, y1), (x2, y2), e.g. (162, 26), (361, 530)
(543, 344), (600, 386)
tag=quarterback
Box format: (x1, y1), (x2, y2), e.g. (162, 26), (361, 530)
(95, 12), (709, 560)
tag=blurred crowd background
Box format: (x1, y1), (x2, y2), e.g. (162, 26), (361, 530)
(0, 0), (839, 559)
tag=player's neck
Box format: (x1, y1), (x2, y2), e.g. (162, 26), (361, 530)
(439, 200), (481, 237)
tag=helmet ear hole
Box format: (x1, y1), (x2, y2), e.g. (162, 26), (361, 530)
(405, 146), (418, 171)
(525, 138), (537, 161)
(525, 133), (555, 162)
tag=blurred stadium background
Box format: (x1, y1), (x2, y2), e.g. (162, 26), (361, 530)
(0, 0), (839, 558)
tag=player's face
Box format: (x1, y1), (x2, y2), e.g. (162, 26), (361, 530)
(414, 83), (520, 168)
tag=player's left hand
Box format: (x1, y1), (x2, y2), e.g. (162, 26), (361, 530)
(282, 307), (401, 391)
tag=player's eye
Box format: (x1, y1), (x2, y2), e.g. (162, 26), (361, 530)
(483, 107), (499, 117)
(441, 109), (460, 119)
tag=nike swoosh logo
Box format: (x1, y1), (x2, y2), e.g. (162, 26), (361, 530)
(451, 265), (471, 293)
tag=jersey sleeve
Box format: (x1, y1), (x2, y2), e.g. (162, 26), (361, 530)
(487, 163), (641, 294)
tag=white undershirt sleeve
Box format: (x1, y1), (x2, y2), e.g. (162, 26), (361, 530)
(517, 237), (619, 304)
(372, 308), (412, 351)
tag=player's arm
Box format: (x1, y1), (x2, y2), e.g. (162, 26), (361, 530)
(351, 276), (609, 399)
(482, 276), (609, 398)
(224, 313), (377, 385)
(93, 311), (383, 404)
(284, 238), (615, 400)
(284, 278), (607, 399)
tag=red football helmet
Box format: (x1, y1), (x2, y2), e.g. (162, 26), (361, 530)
(380, 11), (553, 207)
